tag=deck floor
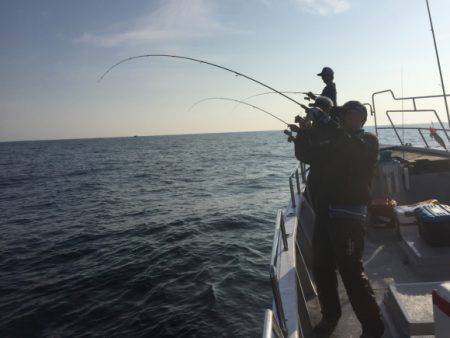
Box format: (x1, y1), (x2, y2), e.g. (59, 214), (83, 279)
(303, 226), (445, 337)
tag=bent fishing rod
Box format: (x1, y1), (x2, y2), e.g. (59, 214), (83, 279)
(227, 90), (311, 112)
(98, 54), (303, 108)
(243, 91), (308, 102)
(189, 93), (310, 116)
(188, 97), (290, 126)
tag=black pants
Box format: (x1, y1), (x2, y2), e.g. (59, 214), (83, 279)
(312, 208), (384, 336)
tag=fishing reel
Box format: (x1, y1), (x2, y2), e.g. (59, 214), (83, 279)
(295, 108), (310, 127)
(303, 106), (330, 126)
(284, 129), (295, 143)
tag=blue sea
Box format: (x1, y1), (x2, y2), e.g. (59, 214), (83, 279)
(0, 128), (444, 337)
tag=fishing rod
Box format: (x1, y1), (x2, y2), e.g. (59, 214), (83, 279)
(98, 54), (304, 108)
(242, 91), (308, 102)
(191, 91), (312, 113)
(188, 97), (290, 125)
(227, 90), (313, 112)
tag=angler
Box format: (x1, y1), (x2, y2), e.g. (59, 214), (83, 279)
(291, 101), (384, 337)
(307, 67), (337, 107)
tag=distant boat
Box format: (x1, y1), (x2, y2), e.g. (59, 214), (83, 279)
(133, 135), (138, 138)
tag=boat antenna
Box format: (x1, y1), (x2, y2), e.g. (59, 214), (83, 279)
(98, 54), (304, 108)
(401, 66), (405, 148)
(188, 97), (290, 125)
(425, 0), (450, 127)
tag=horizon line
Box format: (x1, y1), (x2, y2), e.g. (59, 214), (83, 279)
(0, 123), (433, 143)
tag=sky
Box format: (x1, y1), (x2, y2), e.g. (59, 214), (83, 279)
(1, 0), (450, 141)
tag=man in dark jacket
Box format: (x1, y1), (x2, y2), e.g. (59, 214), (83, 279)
(307, 67), (337, 106)
(292, 101), (384, 338)
(290, 98), (337, 211)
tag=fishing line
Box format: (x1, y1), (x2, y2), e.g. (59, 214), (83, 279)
(188, 97), (290, 125)
(98, 54), (304, 108)
(226, 91), (308, 113)
(242, 91), (308, 102)
(191, 91), (311, 116)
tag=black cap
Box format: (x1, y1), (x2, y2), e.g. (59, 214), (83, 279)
(342, 101), (367, 123)
(317, 67), (334, 77)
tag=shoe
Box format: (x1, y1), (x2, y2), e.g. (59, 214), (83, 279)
(360, 322), (385, 337)
(313, 316), (340, 336)
(360, 329), (384, 338)
(360, 333), (373, 338)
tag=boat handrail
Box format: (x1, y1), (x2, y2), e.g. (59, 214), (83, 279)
(385, 109), (450, 147)
(279, 211), (289, 252)
(289, 164), (305, 208)
(268, 210), (289, 336)
(263, 309), (285, 338)
(270, 265), (288, 336)
(371, 89), (450, 148)
(271, 211), (288, 266)
(371, 89), (450, 121)
(264, 166), (315, 338)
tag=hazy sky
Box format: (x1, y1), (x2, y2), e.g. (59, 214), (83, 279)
(1, 0), (450, 141)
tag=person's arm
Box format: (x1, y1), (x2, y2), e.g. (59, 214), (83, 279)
(294, 129), (316, 164)
(307, 92), (317, 100)
(294, 125), (336, 164)
(351, 133), (379, 184)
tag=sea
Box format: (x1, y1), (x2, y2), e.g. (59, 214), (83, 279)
(0, 128), (445, 337)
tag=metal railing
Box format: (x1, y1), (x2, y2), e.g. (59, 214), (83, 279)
(279, 211), (289, 252)
(263, 165), (315, 338)
(384, 109), (450, 146)
(263, 309), (285, 338)
(268, 210), (289, 337)
(269, 265), (288, 337)
(289, 164), (308, 208)
(371, 89), (450, 149)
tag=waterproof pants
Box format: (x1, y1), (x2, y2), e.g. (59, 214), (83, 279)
(312, 208), (384, 337)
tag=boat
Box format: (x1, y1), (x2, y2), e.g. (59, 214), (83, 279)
(263, 88), (450, 337)
(263, 2), (450, 337)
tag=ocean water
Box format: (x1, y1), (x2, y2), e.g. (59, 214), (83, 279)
(0, 128), (444, 337)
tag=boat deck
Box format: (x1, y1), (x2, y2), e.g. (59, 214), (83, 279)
(267, 146), (450, 338)
(301, 223), (449, 337)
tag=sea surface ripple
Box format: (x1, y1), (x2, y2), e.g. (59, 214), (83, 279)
(0, 131), (297, 337)
(0, 127), (436, 337)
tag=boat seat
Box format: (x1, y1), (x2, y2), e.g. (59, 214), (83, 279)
(384, 282), (440, 336)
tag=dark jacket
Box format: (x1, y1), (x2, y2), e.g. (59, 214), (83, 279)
(294, 125), (378, 206)
(294, 122), (340, 209)
(321, 82), (337, 106)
